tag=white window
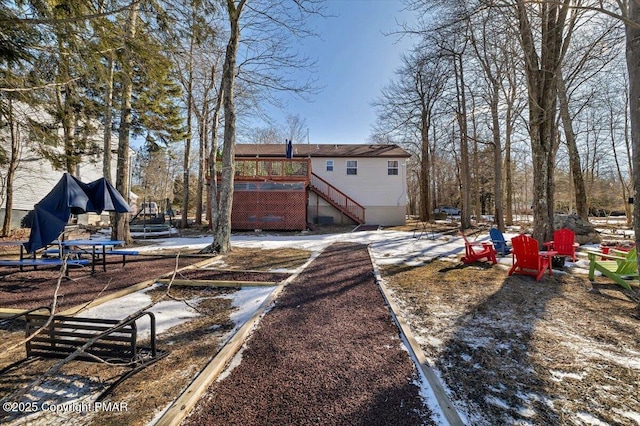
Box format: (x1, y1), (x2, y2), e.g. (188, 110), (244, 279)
(346, 160), (358, 175)
(326, 160), (334, 172)
(388, 160), (399, 175)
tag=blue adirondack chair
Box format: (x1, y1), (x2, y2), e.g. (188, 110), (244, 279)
(490, 228), (511, 256)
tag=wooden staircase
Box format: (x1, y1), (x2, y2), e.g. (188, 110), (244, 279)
(309, 173), (365, 224)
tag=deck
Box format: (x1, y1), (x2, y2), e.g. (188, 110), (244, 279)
(216, 158), (310, 183)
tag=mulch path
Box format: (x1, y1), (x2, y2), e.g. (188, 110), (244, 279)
(0, 256), (207, 311)
(184, 242), (436, 426)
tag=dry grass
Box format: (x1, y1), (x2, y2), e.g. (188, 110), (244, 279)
(383, 218), (460, 234)
(210, 247), (312, 271)
(382, 259), (640, 425)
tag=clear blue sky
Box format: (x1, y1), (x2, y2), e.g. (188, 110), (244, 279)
(272, 0), (416, 145)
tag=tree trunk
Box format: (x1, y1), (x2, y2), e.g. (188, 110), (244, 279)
(1, 102), (19, 236)
(419, 108), (431, 222)
(529, 74), (559, 246)
(54, 33), (78, 175)
(504, 61), (518, 227)
(202, 103), (210, 224)
(622, 85), (633, 225)
(103, 58), (114, 182)
(113, 3), (139, 244)
(557, 69), (588, 220)
(455, 53), (472, 229)
(195, 108), (205, 225)
(208, 81), (224, 228)
(212, 0), (245, 254)
(430, 126), (438, 213)
(516, 1), (570, 246)
(504, 122), (513, 226)
(471, 97), (481, 220)
(490, 81), (505, 231)
(181, 41), (194, 229)
(625, 1), (640, 290)
(55, 83), (76, 175)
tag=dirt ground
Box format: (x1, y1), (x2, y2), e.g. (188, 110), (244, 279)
(381, 259), (640, 425)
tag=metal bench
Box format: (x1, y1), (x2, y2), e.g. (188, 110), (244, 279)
(23, 310), (166, 400)
(0, 258), (90, 272)
(44, 248), (139, 266)
(105, 249), (140, 266)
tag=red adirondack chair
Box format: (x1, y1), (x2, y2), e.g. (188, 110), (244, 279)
(543, 228), (579, 261)
(460, 231), (497, 264)
(509, 234), (556, 281)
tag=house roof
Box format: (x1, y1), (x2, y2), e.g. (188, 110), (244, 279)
(234, 144), (411, 158)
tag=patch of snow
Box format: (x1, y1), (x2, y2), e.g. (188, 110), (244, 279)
(612, 408), (640, 424)
(575, 411), (610, 426)
(268, 267), (300, 274)
(485, 395), (510, 409)
(488, 383), (507, 393)
(411, 374), (447, 426)
(4, 375), (104, 426)
(134, 236), (212, 252)
(216, 346), (245, 382)
(426, 335), (444, 348)
(460, 353), (473, 362)
(217, 286), (277, 330)
(517, 405), (536, 418)
(78, 285), (201, 339)
(131, 228), (180, 239)
(549, 370), (586, 382)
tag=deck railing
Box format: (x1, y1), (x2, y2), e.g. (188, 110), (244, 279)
(310, 173), (365, 224)
(214, 158), (311, 182)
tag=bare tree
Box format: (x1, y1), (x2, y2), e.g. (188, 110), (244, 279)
(249, 125), (283, 144)
(285, 114), (308, 144)
(514, 0), (572, 245)
(500, 45), (526, 227)
(622, 2), (640, 292)
(451, 33), (473, 229)
(372, 46), (449, 223)
(469, 7), (512, 231)
(212, 0), (246, 254)
(208, 0), (324, 254)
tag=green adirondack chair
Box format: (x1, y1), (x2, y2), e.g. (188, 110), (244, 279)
(587, 247), (638, 290)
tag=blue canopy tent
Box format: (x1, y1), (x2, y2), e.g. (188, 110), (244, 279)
(25, 173), (131, 253)
(84, 177), (131, 213)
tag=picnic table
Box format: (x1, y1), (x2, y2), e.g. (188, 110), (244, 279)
(0, 241), (27, 260)
(0, 241), (30, 271)
(61, 240), (125, 274)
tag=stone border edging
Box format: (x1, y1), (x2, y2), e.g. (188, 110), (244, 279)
(368, 246), (464, 426)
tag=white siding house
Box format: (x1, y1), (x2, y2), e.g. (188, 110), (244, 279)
(234, 144), (411, 226)
(0, 103), (132, 230)
(309, 155), (407, 226)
